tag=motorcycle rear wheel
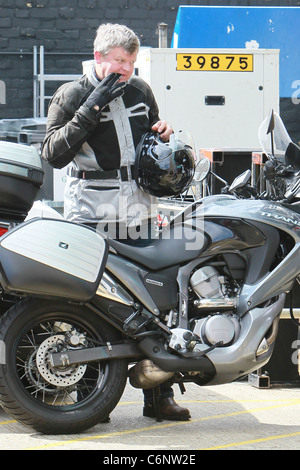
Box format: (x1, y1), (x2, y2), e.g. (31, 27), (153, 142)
(0, 298), (128, 434)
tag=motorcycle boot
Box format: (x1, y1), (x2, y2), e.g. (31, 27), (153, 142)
(143, 396), (191, 421)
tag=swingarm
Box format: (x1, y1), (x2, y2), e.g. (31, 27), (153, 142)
(50, 341), (143, 367)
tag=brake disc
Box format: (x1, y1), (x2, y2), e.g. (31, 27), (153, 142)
(36, 335), (87, 387)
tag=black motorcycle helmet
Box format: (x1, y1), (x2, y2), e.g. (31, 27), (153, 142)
(135, 132), (195, 197)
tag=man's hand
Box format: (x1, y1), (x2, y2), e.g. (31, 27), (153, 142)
(85, 73), (126, 111)
(152, 120), (174, 141)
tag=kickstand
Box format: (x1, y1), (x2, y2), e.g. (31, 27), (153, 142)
(178, 381), (186, 395)
(152, 386), (162, 422)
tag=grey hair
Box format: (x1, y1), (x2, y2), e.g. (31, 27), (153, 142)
(93, 23), (140, 56)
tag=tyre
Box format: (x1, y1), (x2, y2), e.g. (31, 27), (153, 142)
(0, 298), (128, 434)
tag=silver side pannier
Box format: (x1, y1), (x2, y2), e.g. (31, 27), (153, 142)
(0, 218), (108, 301)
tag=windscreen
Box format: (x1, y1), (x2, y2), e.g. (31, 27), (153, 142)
(258, 111), (292, 159)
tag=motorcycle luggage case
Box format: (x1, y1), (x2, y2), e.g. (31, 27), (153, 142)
(0, 141), (44, 218)
(0, 218), (108, 301)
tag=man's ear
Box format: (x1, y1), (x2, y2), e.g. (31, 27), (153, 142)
(94, 51), (102, 64)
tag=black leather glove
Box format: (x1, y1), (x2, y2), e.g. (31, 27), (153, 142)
(85, 73), (126, 111)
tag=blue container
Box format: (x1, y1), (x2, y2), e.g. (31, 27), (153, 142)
(172, 6), (300, 98)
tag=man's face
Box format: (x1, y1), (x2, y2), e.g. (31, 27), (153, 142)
(94, 47), (137, 82)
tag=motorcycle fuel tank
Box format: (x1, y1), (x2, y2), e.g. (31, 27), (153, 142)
(189, 195), (300, 239)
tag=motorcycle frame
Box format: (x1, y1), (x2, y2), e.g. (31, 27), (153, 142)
(50, 194), (300, 385)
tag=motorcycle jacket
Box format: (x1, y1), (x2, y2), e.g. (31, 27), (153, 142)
(42, 66), (159, 226)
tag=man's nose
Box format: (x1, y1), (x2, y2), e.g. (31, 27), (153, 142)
(122, 61), (133, 72)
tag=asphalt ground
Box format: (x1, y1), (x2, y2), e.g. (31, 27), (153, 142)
(0, 380), (299, 452)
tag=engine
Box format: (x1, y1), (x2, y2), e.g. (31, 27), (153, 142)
(189, 265), (240, 347)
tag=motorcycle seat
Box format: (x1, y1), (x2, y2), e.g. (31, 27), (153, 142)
(108, 224), (208, 270)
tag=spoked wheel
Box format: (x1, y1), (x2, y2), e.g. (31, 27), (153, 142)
(0, 298), (128, 434)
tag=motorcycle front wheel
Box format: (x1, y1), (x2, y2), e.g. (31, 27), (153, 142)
(0, 298), (128, 434)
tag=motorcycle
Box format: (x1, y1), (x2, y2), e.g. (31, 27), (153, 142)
(0, 110), (299, 435)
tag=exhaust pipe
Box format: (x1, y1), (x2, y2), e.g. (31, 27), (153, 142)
(129, 360), (174, 389)
(138, 337), (216, 379)
(156, 22), (168, 48)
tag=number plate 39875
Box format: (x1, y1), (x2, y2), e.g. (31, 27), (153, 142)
(176, 53), (253, 72)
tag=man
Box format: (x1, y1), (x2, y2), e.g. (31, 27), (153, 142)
(42, 23), (190, 422)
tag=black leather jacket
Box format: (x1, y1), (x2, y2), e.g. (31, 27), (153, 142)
(42, 67), (160, 225)
(42, 69), (160, 170)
